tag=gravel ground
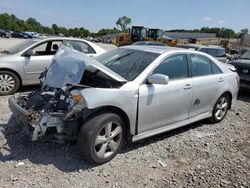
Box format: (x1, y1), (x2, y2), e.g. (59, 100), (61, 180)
(0, 38), (249, 187)
(0, 89), (249, 187)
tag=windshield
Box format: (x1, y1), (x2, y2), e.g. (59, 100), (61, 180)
(240, 49), (250, 60)
(7, 40), (37, 54)
(95, 48), (159, 81)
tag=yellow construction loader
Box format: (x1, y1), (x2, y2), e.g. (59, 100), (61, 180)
(113, 26), (177, 47)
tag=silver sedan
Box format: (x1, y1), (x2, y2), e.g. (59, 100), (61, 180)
(0, 37), (106, 95)
(9, 45), (239, 164)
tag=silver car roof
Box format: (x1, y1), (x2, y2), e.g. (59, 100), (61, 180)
(121, 45), (183, 54)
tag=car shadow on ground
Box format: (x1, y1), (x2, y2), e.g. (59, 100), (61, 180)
(0, 114), (206, 172)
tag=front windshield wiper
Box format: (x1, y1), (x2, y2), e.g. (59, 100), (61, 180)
(124, 58), (140, 79)
(0, 50), (10, 54)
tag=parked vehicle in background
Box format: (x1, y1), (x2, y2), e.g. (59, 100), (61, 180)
(229, 48), (250, 90)
(0, 29), (11, 38)
(11, 31), (29, 38)
(176, 44), (227, 63)
(0, 37), (106, 95)
(24, 32), (39, 38)
(9, 45), (239, 164)
(198, 45), (227, 63)
(133, 41), (167, 46)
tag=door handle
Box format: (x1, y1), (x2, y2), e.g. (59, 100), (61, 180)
(219, 78), (224, 83)
(184, 84), (192, 90)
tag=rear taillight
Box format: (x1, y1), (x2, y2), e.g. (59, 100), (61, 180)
(236, 74), (240, 87)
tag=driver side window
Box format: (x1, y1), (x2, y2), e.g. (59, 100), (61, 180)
(29, 40), (62, 56)
(32, 42), (48, 56)
(153, 54), (188, 80)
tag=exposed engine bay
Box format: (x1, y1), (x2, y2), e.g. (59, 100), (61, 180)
(15, 87), (85, 142)
(10, 46), (125, 142)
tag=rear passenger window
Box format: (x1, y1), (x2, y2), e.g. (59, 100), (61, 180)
(190, 54), (212, 76)
(65, 41), (95, 54)
(153, 54), (188, 80)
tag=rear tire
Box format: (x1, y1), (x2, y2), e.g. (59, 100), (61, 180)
(210, 94), (230, 123)
(78, 113), (125, 164)
(0, 71), (20, 96)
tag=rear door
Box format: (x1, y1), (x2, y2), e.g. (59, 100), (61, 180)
(188, 54), (224, 118)
(138, 54), (193, 133)
(64, 40), (97, 57)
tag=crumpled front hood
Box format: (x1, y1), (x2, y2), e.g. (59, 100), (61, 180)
(43, 45), (127, 88)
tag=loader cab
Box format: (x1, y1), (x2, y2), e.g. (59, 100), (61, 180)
(147, 29), (164, 40)
(131, 26), (147, 42)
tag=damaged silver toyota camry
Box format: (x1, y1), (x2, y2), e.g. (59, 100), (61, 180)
(9, 45), (239, 164)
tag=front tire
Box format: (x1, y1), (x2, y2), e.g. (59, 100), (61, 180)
(210, 94), (230, 123)
(78, 113), (125, 164)
(0, 71), (20, 96)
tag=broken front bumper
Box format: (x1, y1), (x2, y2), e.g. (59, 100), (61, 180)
(9, 95), (80, 142)
(9, 95), (35, 137)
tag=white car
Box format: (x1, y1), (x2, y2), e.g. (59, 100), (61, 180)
(0, 37), (106, 95)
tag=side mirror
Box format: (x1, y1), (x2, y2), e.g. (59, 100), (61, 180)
(147, 74), (169, 85)
(24, 49), (36, 56)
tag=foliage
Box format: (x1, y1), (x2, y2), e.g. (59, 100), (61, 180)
(116, 16), (131, 31)
(0, 12), (90, 38)
(168, 27), (238, 38)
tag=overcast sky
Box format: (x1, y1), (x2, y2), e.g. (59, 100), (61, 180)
(0, 0), (249, 32)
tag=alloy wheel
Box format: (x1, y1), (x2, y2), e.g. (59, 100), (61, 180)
(214, 96), (228, 121)
(0, 74), (15, 93)
(94, 121), (123, 159)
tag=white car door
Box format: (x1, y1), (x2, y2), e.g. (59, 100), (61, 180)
(138, 54), (193, 134)
(188, 54), (225, 118)
(23, 40), (62, 84)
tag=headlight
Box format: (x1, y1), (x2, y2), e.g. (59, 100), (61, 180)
(70, 90), (84, 103)
(72, 95), (82, 103)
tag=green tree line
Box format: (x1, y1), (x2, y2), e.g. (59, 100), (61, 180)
(0, 12), (248, 39)
(0, 12), (120, 38)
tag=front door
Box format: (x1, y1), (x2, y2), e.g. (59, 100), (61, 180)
(137, 54), (193, 133)
(23, 40), (62, 84)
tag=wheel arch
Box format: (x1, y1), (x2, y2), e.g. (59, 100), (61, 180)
(223, 91), (232, 110)
(84, 105), (132, 141)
